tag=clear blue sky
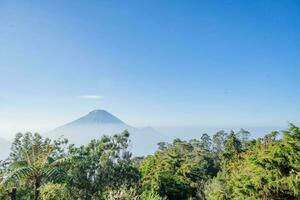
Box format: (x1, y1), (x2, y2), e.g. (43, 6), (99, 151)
(0, 0), (299, 136)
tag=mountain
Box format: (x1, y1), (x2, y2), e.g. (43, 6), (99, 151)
(49, 110), (168, 155)
(64, 110), (125, 125)
(0, 137), (10, 159)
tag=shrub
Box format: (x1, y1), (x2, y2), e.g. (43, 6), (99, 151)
(40, 183), (70, 200)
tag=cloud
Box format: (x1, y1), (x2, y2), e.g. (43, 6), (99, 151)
(78, 95), (104, 100)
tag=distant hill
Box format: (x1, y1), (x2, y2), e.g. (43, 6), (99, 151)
(0, 137), (10, 159)
(49, 110), (168, 155)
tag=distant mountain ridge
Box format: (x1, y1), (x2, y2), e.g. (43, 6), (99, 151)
(49, 110), (167, 155)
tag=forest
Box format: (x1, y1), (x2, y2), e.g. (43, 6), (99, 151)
(0, 124), (300, 200)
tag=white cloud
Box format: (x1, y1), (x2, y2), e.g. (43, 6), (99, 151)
(78, 95), (104, 100)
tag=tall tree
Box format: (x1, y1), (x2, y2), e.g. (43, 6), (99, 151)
(200, 133), (212, 153)
(205, 124), (300, 200)
(212, 130), (227, 155)
(66, 130), (140, 199)
(140, 139), (217, 200)
(236, 128), (250, 150)
(223, 131), (242, 161)
(1, 133), (67, 200)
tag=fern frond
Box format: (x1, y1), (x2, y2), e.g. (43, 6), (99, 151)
(1, 166), (35, 184)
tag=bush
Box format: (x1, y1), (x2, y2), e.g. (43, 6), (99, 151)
(102, 186), (139, 200)
(101, 185), (165, 200)
(141, 190), (166, 200)
(40, 183), (70, 200)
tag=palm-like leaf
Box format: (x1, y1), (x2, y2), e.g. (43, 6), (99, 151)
(1, 137), (68, 200)
(8, 160), (27, 170)
(50, 156), (73, 167)
(1, 166), (35, 184)
(1, 133), (72, 200)
(44, 167), (66, 183)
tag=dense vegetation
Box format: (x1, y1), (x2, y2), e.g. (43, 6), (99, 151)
(0, 124), (300, 199)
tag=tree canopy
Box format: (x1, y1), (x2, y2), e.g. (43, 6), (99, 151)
(0, 125), (300, 199)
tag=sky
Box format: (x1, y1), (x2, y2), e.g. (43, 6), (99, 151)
(0, 0), (300, 138)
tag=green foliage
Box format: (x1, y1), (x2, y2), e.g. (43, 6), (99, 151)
(101, 185), (140, 200)
(206, 124), (300, 200)
(140, 136), (218, 200)
(1, 125), (300, 200)
(204, 174), (229, 200)
(101, 186), (165, 200)
(40, 183), (70, 200)
(223, 131), (242, 160)
(66, 130), (140, 199)
(140, 190), (166, 200)
(1, 132), (68, 200)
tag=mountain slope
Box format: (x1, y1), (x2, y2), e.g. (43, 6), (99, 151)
(0, 137), (10, 159)
(49, 110), (168, 155)
(65, 110), (125, 126)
